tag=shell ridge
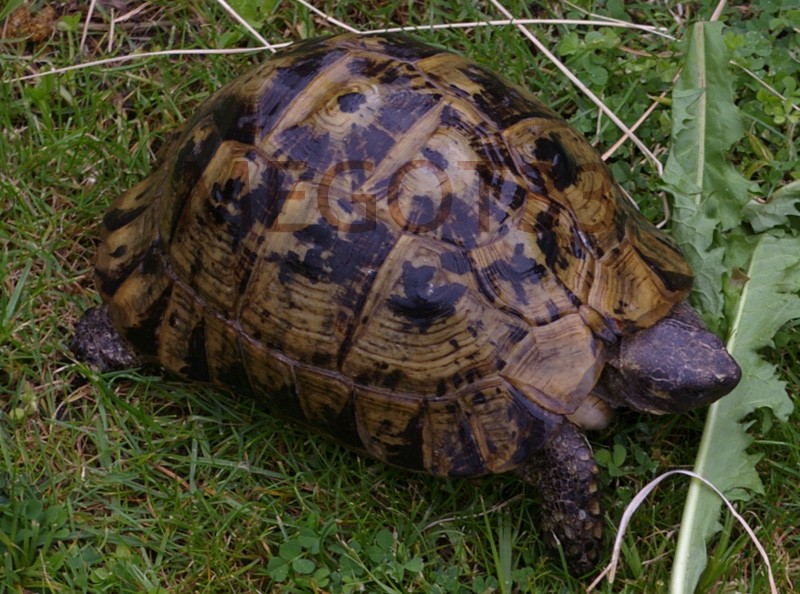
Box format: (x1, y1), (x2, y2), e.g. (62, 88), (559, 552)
(449, 390), (487, 476)
(334, 260), (380, 370)
(345, 100), (446, 224)
(227, 144), (306, 323)
(156, 244), (294, 371)
(337, 233), (418, 372)
(255, 49), (356, 145)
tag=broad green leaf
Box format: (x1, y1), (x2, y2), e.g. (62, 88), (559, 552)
(742, 180), (800, 234)
(666, 21), (799, 594)
(671, 234), (798, 592)
(404, 557), (424, 573)
(267, 556), (290, 581)
(663, 21), (753, 332)
(292, 557), (316, 574)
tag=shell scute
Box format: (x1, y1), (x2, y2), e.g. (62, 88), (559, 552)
(458, 379), (561, 474)
(385, 261), (468, 333)
(354, 386), (427, 471)
(530, 133), (580, 191)
(294, 366), (363, 449)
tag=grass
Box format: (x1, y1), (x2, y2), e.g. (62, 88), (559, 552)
(1, 1), (798, 592)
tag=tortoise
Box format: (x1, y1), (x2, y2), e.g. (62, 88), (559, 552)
(71, 33), (741, 574)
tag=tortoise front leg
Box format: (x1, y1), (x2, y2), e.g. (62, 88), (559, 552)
(515, 421), (604, 575)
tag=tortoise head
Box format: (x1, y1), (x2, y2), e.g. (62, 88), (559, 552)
(595, 302), (741, 414)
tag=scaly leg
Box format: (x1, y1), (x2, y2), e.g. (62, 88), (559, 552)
(515, 421), (603, 575)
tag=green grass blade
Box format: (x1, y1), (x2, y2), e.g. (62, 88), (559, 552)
(3, 258), (32, 324)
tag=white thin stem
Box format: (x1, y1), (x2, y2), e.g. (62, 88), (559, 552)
(585, 469), (777, 592)
(366, 19), (675, 40)
(79, 0), (97, 54)
(8, 47), (282, 83)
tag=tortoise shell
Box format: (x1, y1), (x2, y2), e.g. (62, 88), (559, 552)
(93, 33), (693, 478)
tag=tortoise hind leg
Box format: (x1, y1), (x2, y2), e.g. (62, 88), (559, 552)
(515, 421), (604, 575)
(70, 305), (141, 371)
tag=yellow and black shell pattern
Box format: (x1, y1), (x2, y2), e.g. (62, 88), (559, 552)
(94, 33), (693, 477)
